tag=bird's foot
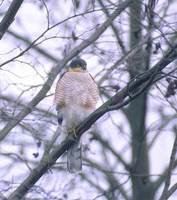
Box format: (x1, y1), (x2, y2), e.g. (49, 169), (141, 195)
(68, 127), (77, 139)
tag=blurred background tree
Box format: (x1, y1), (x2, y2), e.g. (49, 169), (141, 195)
(0, 0), (177, 199)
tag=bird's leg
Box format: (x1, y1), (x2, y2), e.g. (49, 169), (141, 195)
(68, 127), (77, 139)
(57, 109), (63, 125)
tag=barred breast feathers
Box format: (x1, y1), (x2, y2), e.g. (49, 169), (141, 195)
(54, 71), (100, 109)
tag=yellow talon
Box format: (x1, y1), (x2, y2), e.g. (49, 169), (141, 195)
(69, 127), (77, 138)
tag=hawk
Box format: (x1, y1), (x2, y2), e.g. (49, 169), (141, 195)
(54, 58), (100, 172)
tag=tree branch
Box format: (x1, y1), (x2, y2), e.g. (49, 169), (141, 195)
(152, 160), (177, 193)
(92, 132), (130, 171)
(0, 0), (132, 142)
(84, 158), (130, 200)
(98, 0), (126, 53)
(166, 183), (177, 199)
(0, 0), (24, 39)
(7, 42), (177, 200)
(159, 130), (177, 200)
(7, 30), (59, 63)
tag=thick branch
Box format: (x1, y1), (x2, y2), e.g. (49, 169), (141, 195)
(0, 0), (132, 142)
(7, 42), (177, 200)
(0, 0), (24, 39)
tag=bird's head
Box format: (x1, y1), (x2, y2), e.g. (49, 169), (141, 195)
(69, 58), (87, 72)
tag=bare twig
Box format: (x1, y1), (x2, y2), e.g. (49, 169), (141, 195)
(0, 7), (123, 69)
(84, 158), (130, 200)
(159, 130), (177, 200)
(40, 0), (50, 29)
(7, 30), (59, 62)
(91, 132), (130, 171)
(98, 0), (126, 53)
(92, 177), (130, 200)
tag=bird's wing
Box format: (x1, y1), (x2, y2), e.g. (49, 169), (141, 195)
(54, 72), (67, 110)
(88, 73), (100, 102)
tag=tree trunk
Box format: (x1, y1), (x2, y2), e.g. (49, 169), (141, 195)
(126, 1), (155, 199)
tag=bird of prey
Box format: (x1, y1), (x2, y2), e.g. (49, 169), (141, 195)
(54, 58), (100, 172)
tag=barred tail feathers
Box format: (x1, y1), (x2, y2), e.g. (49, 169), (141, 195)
(67, 141), (82, 173)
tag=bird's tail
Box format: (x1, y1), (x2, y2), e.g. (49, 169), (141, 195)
(67, 141), (82, 173)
